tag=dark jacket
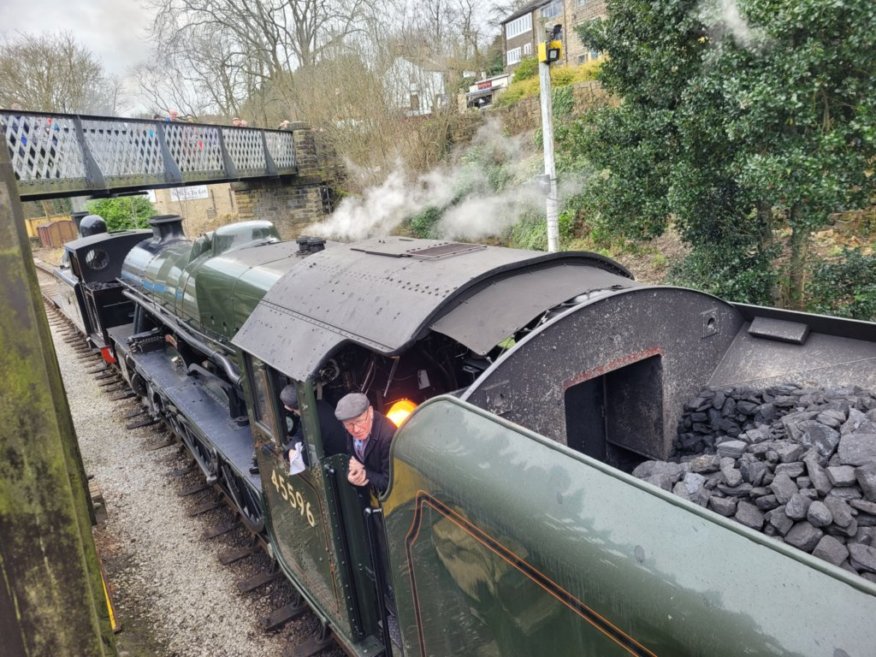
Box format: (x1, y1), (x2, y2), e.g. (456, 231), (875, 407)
(315, 400), (347, 457)
(347, 411), (396, 494)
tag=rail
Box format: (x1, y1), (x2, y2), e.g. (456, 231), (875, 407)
(0, 110), (298, 200)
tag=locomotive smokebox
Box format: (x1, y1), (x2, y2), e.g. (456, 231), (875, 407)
(296, 236), (326, 255)
(149, 214), (186, 243)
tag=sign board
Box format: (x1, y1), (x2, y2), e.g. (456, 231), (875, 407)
(170, 185), (210, 202)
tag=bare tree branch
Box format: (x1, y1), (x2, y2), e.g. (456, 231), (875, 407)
(0, 32), (122, 114)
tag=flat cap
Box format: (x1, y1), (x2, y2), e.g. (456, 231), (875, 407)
(279, 384), (298, 409)
(335, 393), (370, 421)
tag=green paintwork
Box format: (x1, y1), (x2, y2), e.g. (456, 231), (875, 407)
(250, 378), (384, 655)
(0, 147), (115, 655)
(385, 397), (876, 657)
(125, 221), (301, 349)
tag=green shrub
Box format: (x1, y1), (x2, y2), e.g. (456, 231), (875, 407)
(495, 61), (602, 108)
(508, 209), (575, 251)
(512, 57), (538, 83)
(552, 86), (574, 118)
(408, 206), (442, 239)
(806, 249), (876, 321)
(668, 246), (778, 305)
(86, 196), (154, 231)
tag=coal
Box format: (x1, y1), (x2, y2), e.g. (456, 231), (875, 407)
(632, 383), (876, 581)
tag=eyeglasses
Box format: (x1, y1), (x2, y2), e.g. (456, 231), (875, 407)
(343, 409), (371, 430)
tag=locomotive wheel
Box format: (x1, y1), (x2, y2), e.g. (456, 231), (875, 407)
(220, 462), (265, 534)
(179, 421), (219, 482)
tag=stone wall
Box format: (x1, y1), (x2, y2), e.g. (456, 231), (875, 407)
(150, 184), (238, 236)
(231, 126), (343, 241)
(231, 180), (329, 240)
(496, 80), (611, 133)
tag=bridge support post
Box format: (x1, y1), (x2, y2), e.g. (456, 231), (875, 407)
(0, 131), (116, 656)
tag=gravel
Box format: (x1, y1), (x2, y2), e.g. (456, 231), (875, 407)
(49, 317), (341, 657)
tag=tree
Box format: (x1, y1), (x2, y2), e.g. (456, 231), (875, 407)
(144, 0), (382, 122)
(575, 0), (876, 307)
(0, 32), (122, 114)
(86, 197), (154, 232)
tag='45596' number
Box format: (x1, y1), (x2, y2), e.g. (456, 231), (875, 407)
(271, 468), (316, 527)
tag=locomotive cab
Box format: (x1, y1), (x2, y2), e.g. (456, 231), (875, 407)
(52, 226), (151, 352)
(233, 237), (638, 655)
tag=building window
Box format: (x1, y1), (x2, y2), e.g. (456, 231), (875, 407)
(523, 42), (533, 56)
(590, 48), (601, 60)
(410, 93), (420, 112)
(505, 14), (532, 39)
(576, 0), (588, 5)
(541, 0), (562, 19)
(506, 47), (522, 66)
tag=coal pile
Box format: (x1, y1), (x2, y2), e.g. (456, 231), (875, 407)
(633, 384), (876, 582)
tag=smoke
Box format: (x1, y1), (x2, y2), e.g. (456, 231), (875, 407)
(697, 0), (769, 51)
(306, 118), (589, 243)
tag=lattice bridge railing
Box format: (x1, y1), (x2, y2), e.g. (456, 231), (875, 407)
(0, 111), (298, 200)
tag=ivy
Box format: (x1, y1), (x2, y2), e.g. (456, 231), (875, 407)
(569, 0), (876, 308)
(807, 249), (876, 321)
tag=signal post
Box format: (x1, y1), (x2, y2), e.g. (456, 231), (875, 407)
(538, 26), (563, 253)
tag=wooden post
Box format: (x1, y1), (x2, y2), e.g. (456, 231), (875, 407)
(0, 138), (116, 655)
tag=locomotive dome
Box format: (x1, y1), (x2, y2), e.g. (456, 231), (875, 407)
(78, 214), (107, 237)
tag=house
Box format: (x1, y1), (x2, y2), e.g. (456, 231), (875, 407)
(383, 57), (447, 117)
(500, 0), (607, 72)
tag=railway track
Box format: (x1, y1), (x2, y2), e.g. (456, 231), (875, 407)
(37, 262), (342, 657)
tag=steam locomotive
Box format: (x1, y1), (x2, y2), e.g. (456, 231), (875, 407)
(53, 214), (876, 657)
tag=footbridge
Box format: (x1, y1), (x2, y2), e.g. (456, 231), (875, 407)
(0, 110), (298, 201)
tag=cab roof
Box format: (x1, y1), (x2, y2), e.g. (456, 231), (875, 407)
(232, 237), (635, 379)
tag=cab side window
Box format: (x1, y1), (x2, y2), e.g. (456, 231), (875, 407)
(250, 358), (278, 442)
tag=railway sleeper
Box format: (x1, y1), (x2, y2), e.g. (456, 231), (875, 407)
(218, 542), (257, 565)
(202, 520), (239, 540)
(283, 624), (334, 657)
(125, 416), (158, 430)
(189, 495), (223, 517)
(262, 600), (308, 633)
(237, 568), (280, 594)
(178, 482), (211, 497)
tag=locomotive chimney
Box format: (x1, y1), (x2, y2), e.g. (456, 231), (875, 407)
(149, 214), (186, 243)
(296, 236), (326, 255)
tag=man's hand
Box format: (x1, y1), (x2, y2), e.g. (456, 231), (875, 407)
(347, 456), (369, 487)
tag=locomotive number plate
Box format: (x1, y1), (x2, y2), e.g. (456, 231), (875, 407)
(271, 468), (316, 527)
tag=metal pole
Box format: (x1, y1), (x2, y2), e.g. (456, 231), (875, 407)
(0, 135), (116, 656)
(538, 59), (560, 253)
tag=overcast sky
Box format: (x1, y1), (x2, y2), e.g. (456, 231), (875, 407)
(0, 0), (156, 109)
(0, 0), (509, 113)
